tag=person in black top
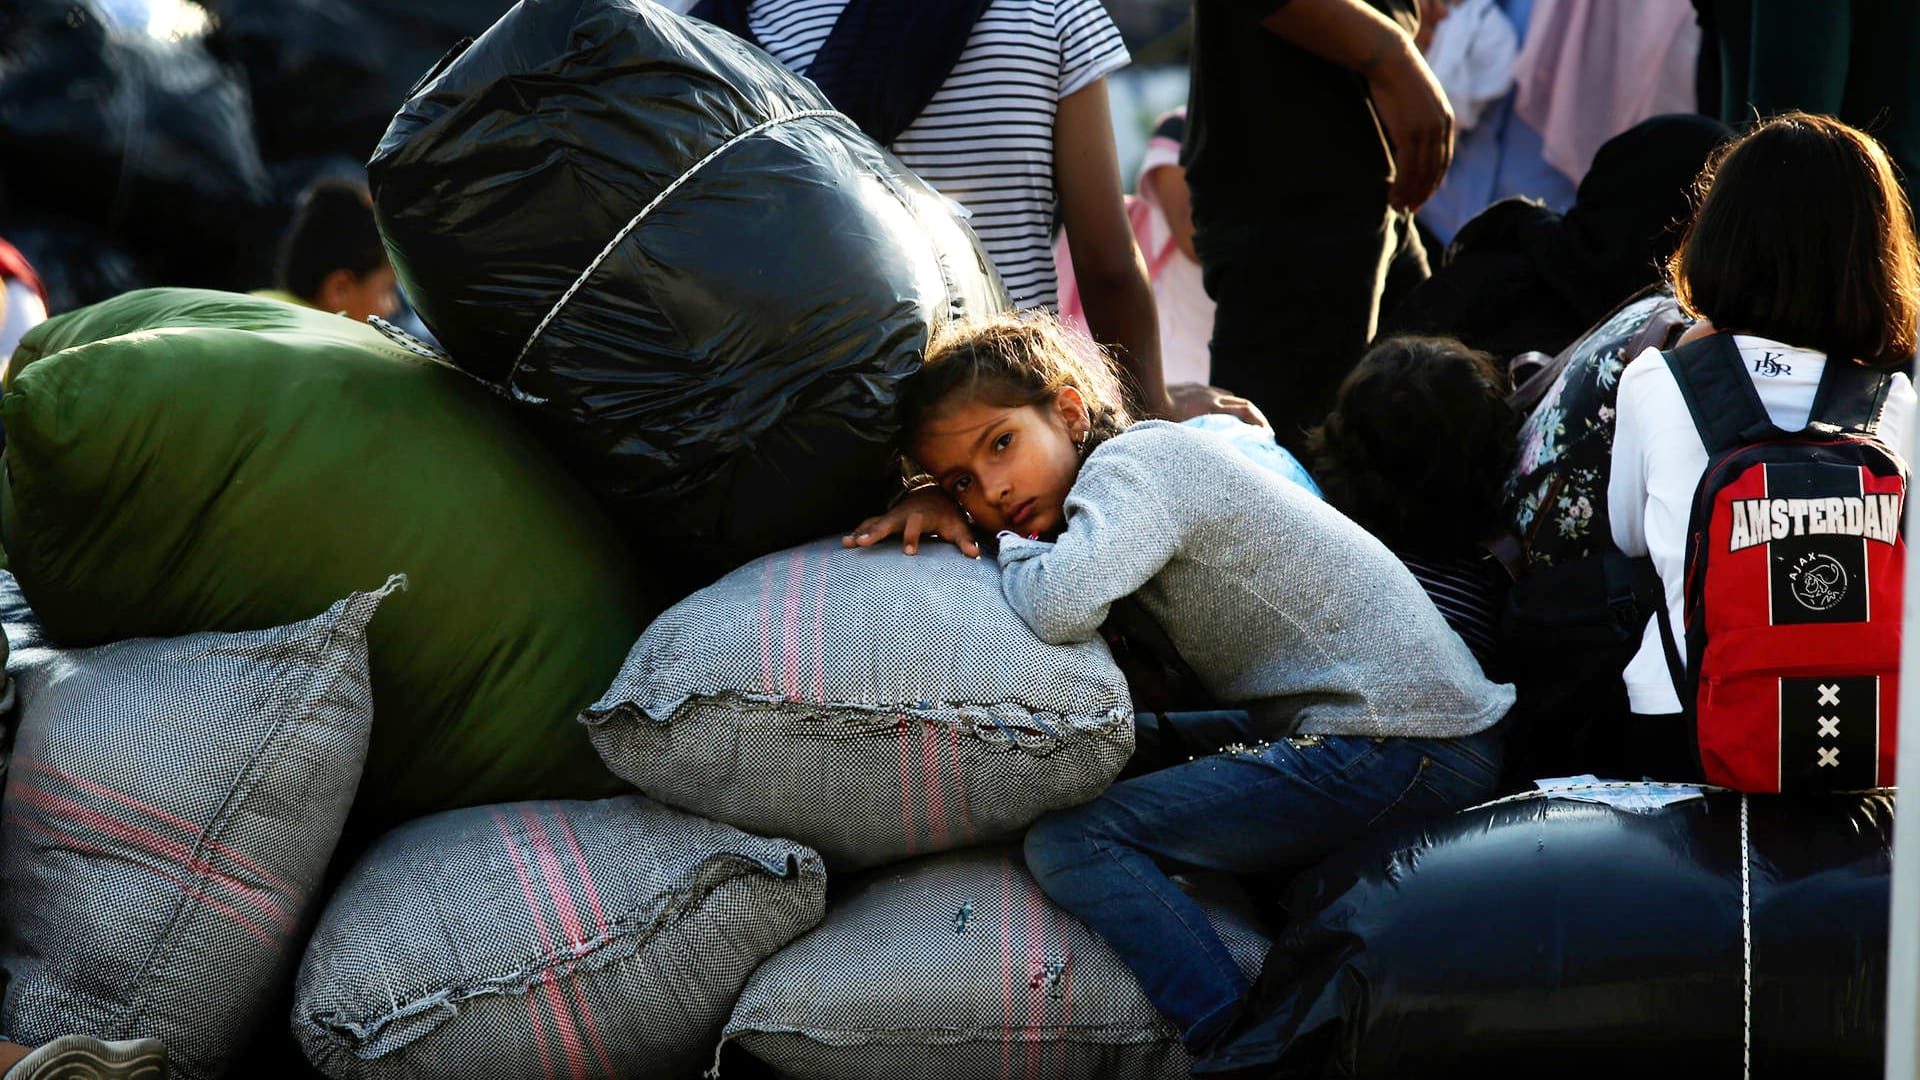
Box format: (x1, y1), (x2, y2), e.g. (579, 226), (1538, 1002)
(1185, 0), (1452, 456)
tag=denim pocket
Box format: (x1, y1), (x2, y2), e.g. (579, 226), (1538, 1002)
(1364, 756), (1439, 829)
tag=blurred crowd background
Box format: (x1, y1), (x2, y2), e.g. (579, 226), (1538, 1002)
(1, 0), (1914, 322)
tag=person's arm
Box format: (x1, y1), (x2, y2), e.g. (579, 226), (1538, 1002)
(1145, 164), (1198, 263)
(1053, 77), (1170, 418)
(1255, 0), (1454, 211)
(996, 443), (1185, 643)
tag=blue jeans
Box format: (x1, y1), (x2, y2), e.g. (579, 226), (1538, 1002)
(1023, 712), (1506, 1048)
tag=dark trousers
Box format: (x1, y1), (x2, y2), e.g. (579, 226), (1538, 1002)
(1706, 0), (1920, 207)
(1200, 205), (1429, 457)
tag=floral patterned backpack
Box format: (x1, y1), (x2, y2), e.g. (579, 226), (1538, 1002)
(1499, 288), (1690, 778)
(1509, 289), (1689, 569)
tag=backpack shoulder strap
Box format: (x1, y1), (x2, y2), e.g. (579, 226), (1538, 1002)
(696, 0), (995, 147)
(1805, 358), (1895, 436)
(805, 0), (995, 146)
(689, 0), (759, 46)
(1662, 333), (1781, 453)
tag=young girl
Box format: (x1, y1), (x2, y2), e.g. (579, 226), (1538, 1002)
(1609, 113), (1919, 732)
(844, 313), (1513, 1052)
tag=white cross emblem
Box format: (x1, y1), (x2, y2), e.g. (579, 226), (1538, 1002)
(1818, 716), (1840, 738)
(1818, 684), (1841, 706)
(1818, 748), (1840, 768)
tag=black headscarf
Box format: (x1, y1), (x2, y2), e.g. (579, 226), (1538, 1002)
(1383, 113), (1732, 358)
(1519, 112), (1734, 323)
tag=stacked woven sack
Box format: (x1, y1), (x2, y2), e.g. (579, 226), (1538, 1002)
(592, 538), (1262, 1078)
(0, 571), (395, 1079)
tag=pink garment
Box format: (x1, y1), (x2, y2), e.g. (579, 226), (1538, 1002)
(1056, 122), (1216, 386)
(1511, 0), (1700, 186)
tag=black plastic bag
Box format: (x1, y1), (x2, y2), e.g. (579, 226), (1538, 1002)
(0, 1), (269, 292)
(1202, 785), (1893, 1078)
(369, 0), (1006, 572)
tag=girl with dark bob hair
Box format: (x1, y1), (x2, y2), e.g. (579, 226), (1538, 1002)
(1667, 111), (1919, 367)
(1610, 112), (1919, 720)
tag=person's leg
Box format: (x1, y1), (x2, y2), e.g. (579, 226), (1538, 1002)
(1843, 0), (1920, 209)
(1119, 711), (1258, 781)
(1023, 724), (1505, 1048)
(1202, 203), (1397, 456)
(1745, 0), (1852, 116)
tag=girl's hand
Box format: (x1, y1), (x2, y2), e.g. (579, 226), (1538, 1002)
(843, 487), (981, 557)
(1168, 382), (1271, 428)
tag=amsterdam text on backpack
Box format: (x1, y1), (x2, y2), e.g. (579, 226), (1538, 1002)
(1655, 333), (1905, 792)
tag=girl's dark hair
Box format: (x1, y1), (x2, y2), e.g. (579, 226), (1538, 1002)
(276, 177), (388, 301)
(1308, 335), (1519, 556)
(899, 312), (1133, 447)
(1667, 111), (1919, 368)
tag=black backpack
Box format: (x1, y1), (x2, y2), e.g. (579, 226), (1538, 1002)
(1498, 290), (1687, 781)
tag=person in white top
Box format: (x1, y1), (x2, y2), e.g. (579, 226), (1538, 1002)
(1609, 112), (1920, 718)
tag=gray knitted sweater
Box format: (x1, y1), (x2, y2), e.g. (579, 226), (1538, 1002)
(996, 421), (1513, 740)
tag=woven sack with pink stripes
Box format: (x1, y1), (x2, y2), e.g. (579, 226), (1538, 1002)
(291, 794), (826, 1080)
(0, 572), (394, 1080)
(582, 538), (1135, 871)
(723, 845), (1270, 1079)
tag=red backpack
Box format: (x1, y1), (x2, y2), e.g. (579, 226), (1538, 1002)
(1655, 334), (1906, 792)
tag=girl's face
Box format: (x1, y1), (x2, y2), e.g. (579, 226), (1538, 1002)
(910, 387), (1088, 538)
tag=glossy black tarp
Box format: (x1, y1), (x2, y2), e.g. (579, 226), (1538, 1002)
(369, 0), (1006, 572)
(1202, 787), (1893, 1079)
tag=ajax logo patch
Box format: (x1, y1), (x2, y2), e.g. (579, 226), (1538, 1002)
(1789, 553), (1849, 612)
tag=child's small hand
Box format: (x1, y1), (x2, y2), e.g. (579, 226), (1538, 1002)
(843, 487), (981, 557)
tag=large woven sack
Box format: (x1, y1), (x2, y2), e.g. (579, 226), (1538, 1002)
(583, 539), (1134, 870)
(1203, 784), (1894, 1078)
(0, 572), (391, 1080)
(0, 288), (653, 828)
(724, 846), (1270, 1079)
(292, 794), (827, 1080)
(369, 0), (1007, 572)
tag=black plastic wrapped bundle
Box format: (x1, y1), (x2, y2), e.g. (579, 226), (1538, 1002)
(1202, 785), (1893, 1079)
(369, 0), (1006, 573)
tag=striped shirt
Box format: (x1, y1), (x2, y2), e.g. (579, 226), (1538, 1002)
(1396, 550), (1507, 674)
(739, 0), (1130, 309)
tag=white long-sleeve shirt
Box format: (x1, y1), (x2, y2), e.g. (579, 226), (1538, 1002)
(1608, 334), (1917, 714)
